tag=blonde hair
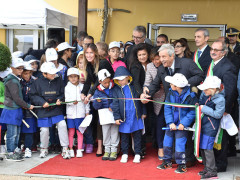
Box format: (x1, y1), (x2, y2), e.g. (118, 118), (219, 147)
(82, 43), (100, 78)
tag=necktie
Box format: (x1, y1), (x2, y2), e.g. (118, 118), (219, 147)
(169, 68), (173, 75)
(229, 45), (234, 52)
(197, 51), (202, 59)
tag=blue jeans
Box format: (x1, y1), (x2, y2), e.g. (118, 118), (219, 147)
(6, 124), (21, 152)
(121, 130), (142, 155)
(84, 125), (94, 144)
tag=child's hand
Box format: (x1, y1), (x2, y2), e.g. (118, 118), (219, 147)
(178, 124), (184, 130)
(56, 99), (61, 105)
(96, 98), (102, 103)
(109, 107), (112, 112)
(141, 115), (147, 119)
(116, 119), (123, 125)
(85, 113), (89, 117)
(43, 102), (49, 108)
(29, 105), (34, 110)
(73, 100), (78, 105)
(169, 123), (177, 130)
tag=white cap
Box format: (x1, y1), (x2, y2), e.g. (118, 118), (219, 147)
(40, 62), (58, 74)
(67, 67), (80, 76)
(165, 73), (189, 88)
(56, 42), (75, 52)
(11, 58), (25, 68)
(24, 62), (34, 71)
(98, 69), (111, 81)
(197, 76), (221, 90)
(0, 68), (12, 78)
(221, 114), (238, 136)
(12, 51), (24, 58)
(113, 75), (128, 81)
(45, 48), (58, 62)
(109, 41), (120, 49)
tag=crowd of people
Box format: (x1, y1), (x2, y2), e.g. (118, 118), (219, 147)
(0, 25), (240, 179)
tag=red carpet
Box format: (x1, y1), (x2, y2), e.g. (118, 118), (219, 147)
(26, 147), (203, 180)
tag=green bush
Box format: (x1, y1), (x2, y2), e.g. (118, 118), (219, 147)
(0, 42), (11, 71)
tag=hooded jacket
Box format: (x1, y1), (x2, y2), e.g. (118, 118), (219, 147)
(164, 86), (198, 127)
(65, 81), (90, 119)
(92, 81), (114, 110)
(29, 75), (64, 118)
(3, 74), (30, 110)
(112, 66), (146, 122)
(199, 90), (225, 137)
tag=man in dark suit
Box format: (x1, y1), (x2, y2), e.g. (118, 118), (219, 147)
(193, 28), (212, 75)
(209, 40), (238, 172)
(142, 44), (204, 97)
(226, 28), (240, 55)
(141, 44), (204, 167)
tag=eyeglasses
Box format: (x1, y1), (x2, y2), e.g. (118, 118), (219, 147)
(210, 48), (223, 52)
(174, 45), (183, 48)
(132, 35), (144, 40)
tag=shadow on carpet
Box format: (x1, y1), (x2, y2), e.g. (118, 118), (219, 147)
(26, 147), (203, 180)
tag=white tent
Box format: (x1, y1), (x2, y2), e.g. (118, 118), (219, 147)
(0, 0), (78, 41)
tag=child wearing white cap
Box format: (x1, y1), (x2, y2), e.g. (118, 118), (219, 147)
(157, 73), (198, 173)
(92, 69), (120, 161)
(20, 62), (38, 158)
(45, 48), (68, 86)
(0, 58), (34, 161)
(197, 76), (225, 179)
(29, 62), (71, 159)
(107, 41), (127, 72)
(65, 67), (90, 158)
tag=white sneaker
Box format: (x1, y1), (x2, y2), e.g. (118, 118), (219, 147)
(120, 154), (128, 163)
(0, 145), (7, 155)
(24, 148), (32, 158)
(39, 148), (48, 158)
(62, 147), (71, 159)
(133, 154), (141, 163)
(76, 149), (83, 158)
(69, 149), (75, 157)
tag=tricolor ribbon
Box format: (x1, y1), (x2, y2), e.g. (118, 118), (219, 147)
(193, 50), (203, 71)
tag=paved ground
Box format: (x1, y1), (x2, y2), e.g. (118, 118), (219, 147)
(0, 152), (239, 180)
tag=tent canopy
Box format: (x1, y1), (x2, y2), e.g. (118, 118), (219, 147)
(0, 0), (78, 29)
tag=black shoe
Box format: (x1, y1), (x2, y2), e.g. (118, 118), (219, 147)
(157, 161), (172, 170)
(6, 153), (24, 162)
(175, 164), (187, 173)
(201, 171), (218, 179)
(198, 169), (207, 176)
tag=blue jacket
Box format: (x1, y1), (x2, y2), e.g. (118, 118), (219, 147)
(112, 66), (146, 122)
(92, 82), (114, 110)
(164, 86), (198, 127)
(199, 91), (225, 137)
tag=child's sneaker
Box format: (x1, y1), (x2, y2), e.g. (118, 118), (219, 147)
(109, 152), (118, 161)
(69, 149), (75, 157)
(62, 147), (71, 159)
(6, 153), (24, 162)
(200, 171), (218, 179)
(133, 154), (141, 163)
(24, 148), (32, 158)
(102, 152), (110, 160)
(175, 164), (187, 173)
(157, 161), (172, 169)
(76, 149), (83, 158)
(39, 148), (48, 158)
(120, 154), (128, 163)
(85, 144), (93, 153)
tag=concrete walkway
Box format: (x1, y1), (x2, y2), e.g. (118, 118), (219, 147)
(0, 152), (239, 180)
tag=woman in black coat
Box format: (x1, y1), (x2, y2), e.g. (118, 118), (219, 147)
(128, 43), (152, 157)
